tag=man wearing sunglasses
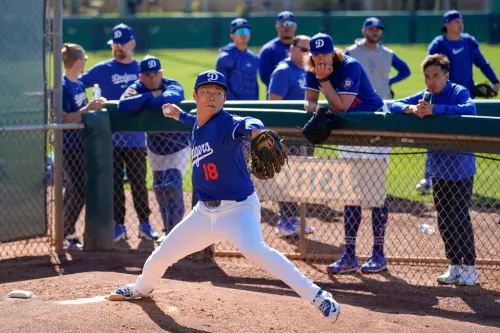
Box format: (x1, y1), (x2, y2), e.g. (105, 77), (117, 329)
(215, 18), (259, 101)
(267, 35), (315, 238)
(259, 11), (297, 89)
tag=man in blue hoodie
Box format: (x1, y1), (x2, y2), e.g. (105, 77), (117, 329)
(79, 23), (154, 241)
(215, 18), (259, 101)
(416, 10), (499, 195)
(390, 54), (477, 286)
(259, 11), (297, 90)
(119, 55), (190, 243)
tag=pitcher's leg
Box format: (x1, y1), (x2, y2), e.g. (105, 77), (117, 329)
(134, 205), (217, 294)
(219, 200), (320, 302)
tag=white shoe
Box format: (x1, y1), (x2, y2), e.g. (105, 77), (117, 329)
(458, 265), (477, 286)
(108, 284), (152, 301)
(292, 219), (315, 234)
(437, 265), (462, 284)
(415, 178), (432, 195)
(312, 290), (340, 322)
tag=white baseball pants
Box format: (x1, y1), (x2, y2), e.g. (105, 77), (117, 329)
(135, 192), (321, 302)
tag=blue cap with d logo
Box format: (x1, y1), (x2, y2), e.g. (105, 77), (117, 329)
(140, 55), (162, 74)
(194, 70), (228, 91)
(310, 33), (334, 56)
(107, 23), (135, 45)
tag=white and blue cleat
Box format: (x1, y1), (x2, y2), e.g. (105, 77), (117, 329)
(312, 290), (340, 322)
(108, 284), (152, 301)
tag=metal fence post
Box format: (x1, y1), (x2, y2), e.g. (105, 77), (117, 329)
(52, 0), (64, 252)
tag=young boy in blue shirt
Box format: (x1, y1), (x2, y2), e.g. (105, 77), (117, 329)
(61, 43), (105, 249)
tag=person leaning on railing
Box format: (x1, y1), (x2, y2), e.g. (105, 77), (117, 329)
(389, 54), (477, 286)
(60, 43), (106, 250)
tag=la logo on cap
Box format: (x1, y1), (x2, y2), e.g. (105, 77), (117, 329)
(207, 72), (218, 81)
(315, 39), (325, 48)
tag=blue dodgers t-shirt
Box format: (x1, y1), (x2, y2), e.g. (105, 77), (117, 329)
(268, 58), (306, 100)
(62, 75), (88, 149)
(305, 55), (383, 112)
(79, 59), (145, 148)
(179, 110), (264, 201)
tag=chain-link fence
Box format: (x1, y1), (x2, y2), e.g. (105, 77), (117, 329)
(39, 127), (498, 289)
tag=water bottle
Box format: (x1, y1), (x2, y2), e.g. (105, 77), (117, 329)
(419, 224), (435, 234)
(92, 84), (101, 101)
(423, 91), (433, 103)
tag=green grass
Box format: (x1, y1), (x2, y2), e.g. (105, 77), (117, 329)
(81, 45), (500, 203)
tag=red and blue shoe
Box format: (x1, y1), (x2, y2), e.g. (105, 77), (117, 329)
(360, 251), (387, 273)
(327, 252), (359, 274)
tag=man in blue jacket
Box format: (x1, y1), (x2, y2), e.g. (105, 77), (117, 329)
(119, 55), (190, 243)
(390, 54), (477, 286)
(215, 18), (259, 101)
(417, 10), (499, 195)
(80, 23), (154, 241)
(259, 11), (297, 90)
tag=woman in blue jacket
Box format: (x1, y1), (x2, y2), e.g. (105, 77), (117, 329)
(390, 54), (477, 286)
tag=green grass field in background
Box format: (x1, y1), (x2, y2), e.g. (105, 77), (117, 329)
(81, 45), (500, 203)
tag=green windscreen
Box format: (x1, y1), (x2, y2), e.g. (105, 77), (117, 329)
(0, 0), (48, 242)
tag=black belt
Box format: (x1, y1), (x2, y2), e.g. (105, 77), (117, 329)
(202, 197), (247, 208)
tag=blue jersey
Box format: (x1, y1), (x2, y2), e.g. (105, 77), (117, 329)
(79, 59), (145, 148)
(62, 75), (88, 149)
(178, 109), (264, 201)
(305, 55), (384, 112)
(390, 81), (476, 181)
(259, 37), (291, 88)
(268, 58), (306, 100)
(215, 43), (259, 101)
(428, 33), (499, 97)
(118, 77), (190, 155)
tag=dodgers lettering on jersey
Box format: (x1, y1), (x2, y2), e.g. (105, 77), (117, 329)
(259, 37), (291, 87)
(428, 34), (499, 96)
(118, 77), (190, 155)
(62, 75), (88, 149)
(79, 59), (145, 148)
(305, 55), (383, 112)
(179, 110), (264, 201)
(268, 58), (306, 100)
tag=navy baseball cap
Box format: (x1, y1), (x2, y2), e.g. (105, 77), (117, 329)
(230, 18), (251, 33)
(140, 55), (162, 74)
(108, 23), (135, 45)
(363, 17), (384, 30)
(441, 10), (463, 32)
(310, 33), (334, 56)
(194, 70), (228, 91)
(277, 11), (295, 23)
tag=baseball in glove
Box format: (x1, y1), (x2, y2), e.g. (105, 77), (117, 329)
(472, 83), (498, 98)
(251, 130), (288, 179)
